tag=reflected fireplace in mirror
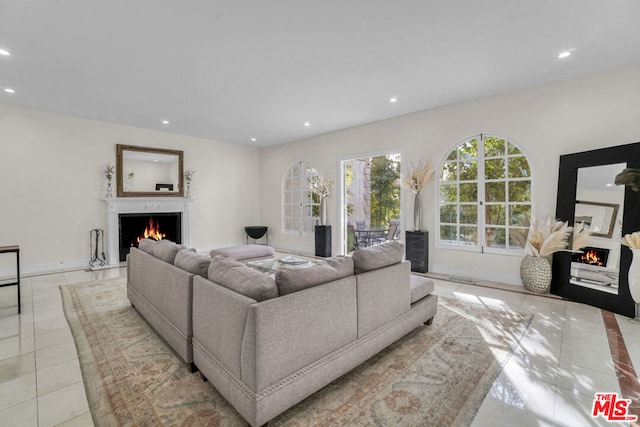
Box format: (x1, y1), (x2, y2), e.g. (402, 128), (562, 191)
(570, 246), (619, 295)
(118, 213), (182, 261)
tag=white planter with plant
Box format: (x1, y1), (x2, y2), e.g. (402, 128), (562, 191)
(622, 231), (640, 322)
(402, 160), (435, 232)
(521, 218), (590, 294)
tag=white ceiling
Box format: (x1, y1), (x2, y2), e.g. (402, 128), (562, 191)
(1, 1), (640, 147)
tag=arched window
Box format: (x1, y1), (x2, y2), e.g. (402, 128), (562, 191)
(437, 135), (532, 253)
(282, 161), (319, 235)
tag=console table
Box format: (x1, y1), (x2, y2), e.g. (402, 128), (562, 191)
(0, 245), (21, 313)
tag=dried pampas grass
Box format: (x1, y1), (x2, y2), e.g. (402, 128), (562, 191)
(622, 231), (640, 249)
(572, 222), (592, 252)
(403, 159), (435, 193)
(525, 218), (573, 257)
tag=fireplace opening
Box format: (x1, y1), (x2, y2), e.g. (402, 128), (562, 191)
(572, 246), (609, 267)
(118, 213), (182, 261)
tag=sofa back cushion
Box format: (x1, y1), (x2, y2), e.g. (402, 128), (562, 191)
(137, 238), (157, 254)
(276, 256), (354, 296)
(208, 255), (278, 301)
(174, 249), (211, 277)
(352, 240), (404, 274)
(152, 240), (187, 264)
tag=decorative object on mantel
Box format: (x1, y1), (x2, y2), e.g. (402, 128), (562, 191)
(104, 164), (114, 198)
(310, 175), (333, 226)
(520, 217), (590, 294)
(402, 159), (435, 231)
(184, 169), (196, 198)
(622, 231), (640, 323)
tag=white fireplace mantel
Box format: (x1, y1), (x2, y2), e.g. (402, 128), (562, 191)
(103, 197), (192, 265)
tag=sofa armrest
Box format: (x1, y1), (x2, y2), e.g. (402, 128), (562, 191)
(241, 276), (357, 392)
(192, 276), (256, 379)
(356, 261), (411, 337)
(128, 247), (194, 335)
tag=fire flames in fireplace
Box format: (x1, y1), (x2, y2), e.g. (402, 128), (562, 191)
(134, 217), (166, 245)
(577, 249), (605, 266)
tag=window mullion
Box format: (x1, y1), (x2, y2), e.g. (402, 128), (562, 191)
(477, 136), (486, 251)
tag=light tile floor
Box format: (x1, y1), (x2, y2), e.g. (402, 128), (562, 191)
(0, 267), (638, 426)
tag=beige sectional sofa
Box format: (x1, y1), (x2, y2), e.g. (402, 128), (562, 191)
(127, 239), (437, 426)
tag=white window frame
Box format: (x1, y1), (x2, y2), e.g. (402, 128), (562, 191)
(436, 134), (533, 256)
(282, 161), (319, 236)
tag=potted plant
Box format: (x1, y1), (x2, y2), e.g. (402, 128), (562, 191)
(622, 231), (640, 321)
(402, 159), (435, 231)
(521, 217), (590, 293)
(310, 175), (333, 225)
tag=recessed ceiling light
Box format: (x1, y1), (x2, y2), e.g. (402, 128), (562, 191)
(161, 120), (169, 125)
(250, 137), (257, 142)
(0, 49), (10, 56)
(389, 96), (397, 103)
(606, 183), (613, 187)
(558, 50), (572, 59)
(4, 88), (15, 94)
(304, 122), (310, 127)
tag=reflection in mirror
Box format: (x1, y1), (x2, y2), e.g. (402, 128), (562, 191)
(116, 144), (184, 197)
(570, 163), (626, 295)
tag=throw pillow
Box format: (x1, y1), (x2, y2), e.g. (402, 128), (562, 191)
(352, 240), (404, 274)
(174, 249), (211, 277)
(276, 256), (354, 296)
(208, 255), (278, 302)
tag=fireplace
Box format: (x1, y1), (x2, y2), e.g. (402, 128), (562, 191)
(570, 245), (619, 293)
(118, 213), (182, 261)
(571, 246), (610, 267)
(104, 197), (192, 265)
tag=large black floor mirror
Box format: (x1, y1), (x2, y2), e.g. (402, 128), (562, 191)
(552, 141), (640, 317)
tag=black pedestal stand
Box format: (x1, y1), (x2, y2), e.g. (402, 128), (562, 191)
(406, 230), (428, 273)
(315, 225), (332, 257)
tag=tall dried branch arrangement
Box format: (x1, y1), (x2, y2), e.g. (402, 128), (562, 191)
(622, 231), (640, 249)
(525, 217), (573, 257)
(403, 159), (435, 194)
(571, 221), (592, 252)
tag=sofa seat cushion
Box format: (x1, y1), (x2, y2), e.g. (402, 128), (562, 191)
(210, 244), (275, 261)
(410, 274), (435, 304)
(352, 240), (404, 274)
(174, 249), (211, 277)
(276, 256), (354, 296)
(208, 255), (278, 301)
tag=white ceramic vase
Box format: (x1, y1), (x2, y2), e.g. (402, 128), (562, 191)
(413, 191), (422, 231)
(628, 248), (640, 320)
(319, 197), (327, 226)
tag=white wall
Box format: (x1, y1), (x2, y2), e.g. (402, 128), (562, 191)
(0, 104), (261, 275)
(259, 64), (640, 286)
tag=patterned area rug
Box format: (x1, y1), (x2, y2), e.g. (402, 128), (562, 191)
(61, 277), (532, 427)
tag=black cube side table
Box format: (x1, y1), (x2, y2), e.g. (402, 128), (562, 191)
(405, 231), (428, 273)
(0, 245), (21, 313)
(315, 225), (332, 257)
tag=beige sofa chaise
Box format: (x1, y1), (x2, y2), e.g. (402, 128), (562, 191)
(127, 239), (437, 426)
(192, 241), (437, 426)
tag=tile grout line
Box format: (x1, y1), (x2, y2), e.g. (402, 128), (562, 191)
(602, 310), (640, 426)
